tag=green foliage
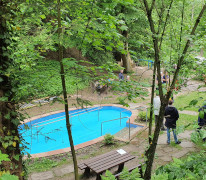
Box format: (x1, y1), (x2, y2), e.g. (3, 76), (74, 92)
(103, 134), (115, 145)
(86, 49), (115, 65)
(137, 60), (149, 67)
(15, 59), (88, 100)
(101, 170), (116, 180)
(176, 114), (197, 131)
(174, 92), (205, 111)
(151, 173), (168, 180)
(24, 157), (67, 173)
(102, 168), (143, 180)
(119, 168), (143, 180)
(0, 151), (10, 164)
(138, 111), (153, 122)
(0, 151), (18, 180)
(155, 152), (206, 180)
(0, 173), (19, 180)
(191, 129), (206, 148)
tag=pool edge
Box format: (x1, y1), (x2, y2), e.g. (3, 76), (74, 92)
(23, 104), (145, 159)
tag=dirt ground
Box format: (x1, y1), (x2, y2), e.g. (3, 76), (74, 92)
(24, 65), (205, 180)
(20, 66), (153, 118)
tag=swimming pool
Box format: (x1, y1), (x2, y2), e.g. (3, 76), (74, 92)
(20, 106), (132, 154)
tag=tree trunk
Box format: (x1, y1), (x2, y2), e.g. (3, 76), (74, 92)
(0, 1), (24, 179)
(57, 0), (79, 179)
(121, 30), (132, 73)
(148, 63), (157, 143)
(143, 1), (206, 179)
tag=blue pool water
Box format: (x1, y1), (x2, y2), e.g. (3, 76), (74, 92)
(19, 106), (132, 154)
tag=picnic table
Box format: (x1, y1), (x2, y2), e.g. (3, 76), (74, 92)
(78, 149), (136, 180)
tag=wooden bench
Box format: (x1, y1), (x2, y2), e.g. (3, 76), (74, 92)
(78, 149), (136, 180)
(114, 164), (144, 179)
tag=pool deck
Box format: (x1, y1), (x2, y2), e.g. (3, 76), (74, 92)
(23, 104), (145, 158)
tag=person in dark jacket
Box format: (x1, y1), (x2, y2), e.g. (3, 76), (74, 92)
(164, 100), (181, 144)
(118, 69), (124, 81)
(198, 101), (206, 127)
(197, 101), (206, 142)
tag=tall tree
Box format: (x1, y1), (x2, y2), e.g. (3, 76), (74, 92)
(57, 0), (79, 179)
(142, 0), (206, 179)
(0, 0), (24, 179)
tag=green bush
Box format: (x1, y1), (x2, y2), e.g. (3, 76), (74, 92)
(155, 152), (206, 180)
(16, 60), (88, 100)
(138, 111), (154, 121)
(103, 134), (115, 145)
(0, 151), (19, 179)
(137, 60), (148, 67)
(191, 129), (206, 148)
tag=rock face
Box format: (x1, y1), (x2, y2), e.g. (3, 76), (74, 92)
(46, 47), (88, 61)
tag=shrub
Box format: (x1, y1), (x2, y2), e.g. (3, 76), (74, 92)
(103, 134), (115, 145)
(191, 129), (206, 148)
(155, 152), (206, 180)
(138, 111), (154, 122)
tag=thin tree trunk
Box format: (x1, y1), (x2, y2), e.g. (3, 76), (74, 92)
(148, 62), (156, 143)
(57, 1), (79, 179)
(143, 1), (206, 179)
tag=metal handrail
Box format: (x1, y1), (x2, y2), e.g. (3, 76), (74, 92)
(32, 106), (101, 126)
(120, 109), (130, 126)
(101, 116), (129, 136)
(33, 107), (103, 128)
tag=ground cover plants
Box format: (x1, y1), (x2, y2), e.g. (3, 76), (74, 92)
(154, 151), (206, 180)
(174, 92), (205, 112)
(16, 60), (88, 99)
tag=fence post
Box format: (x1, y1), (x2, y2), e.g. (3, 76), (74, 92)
(101, 123), (103, 136)
(120, 112), (121, 126)
(146, 108), (148, 125)
(98, 108), (100, 121)
(129, 118), (131, 140)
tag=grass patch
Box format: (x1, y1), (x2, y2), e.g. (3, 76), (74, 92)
(177, 114), (197, 130)
(170, 141), (182, 149)
(17, 60), (88, 100)
(24, 157), (69, 174)
(174, 91), (205, 111)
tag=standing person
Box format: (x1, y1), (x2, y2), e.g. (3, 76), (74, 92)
(118, 69), (124, 81)
(162, 71), (169, 84)
(153, 92), (165, 130)
(153, 92), (160, 127)
(126, 75), (130, 82)
(197, 101), (206, 142)
(198, 101), (206, 128)
(164, 100), (181, 144)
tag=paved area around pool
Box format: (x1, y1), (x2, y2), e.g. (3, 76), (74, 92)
(28, 130), (198, 180)
(23, 104), (145, 158)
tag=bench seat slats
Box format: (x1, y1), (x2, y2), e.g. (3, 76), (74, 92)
(88, 154), (135, 173)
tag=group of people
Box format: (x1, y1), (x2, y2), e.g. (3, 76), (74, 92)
(154, 92), (206, 144)
(156, 71), (169, 85)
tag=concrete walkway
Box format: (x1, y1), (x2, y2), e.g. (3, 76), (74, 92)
(28, 130), (197, 180)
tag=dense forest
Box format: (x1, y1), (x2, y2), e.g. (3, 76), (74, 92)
(0, 0), (206, 180)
